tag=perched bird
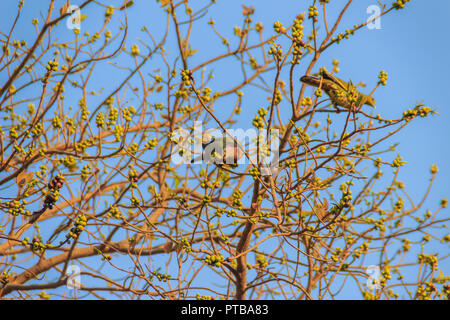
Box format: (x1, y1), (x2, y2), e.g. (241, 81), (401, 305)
(300, 69), (376, 110)
(192, 136), (244, 165)
(15, 170), (33, 197)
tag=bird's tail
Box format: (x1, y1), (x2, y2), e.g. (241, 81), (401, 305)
(300, 75), (322, 88)
(28, 207), (46, 224)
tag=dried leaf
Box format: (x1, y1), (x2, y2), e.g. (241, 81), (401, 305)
(120, 0), (134, 10)
(315, 207), (327, 220)
(314, 198), (329, 221)
(322, 197), (329, 210)
(59, 1), (70, 16)
(242, 5), (255, 16)
(357, 82), (366, 88)
(160, 0), (170, 7)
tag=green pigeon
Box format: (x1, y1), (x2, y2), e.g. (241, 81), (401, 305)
(300, 69), (376, 110)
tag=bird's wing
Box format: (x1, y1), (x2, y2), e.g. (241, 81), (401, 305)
(320, 69), (349, 92)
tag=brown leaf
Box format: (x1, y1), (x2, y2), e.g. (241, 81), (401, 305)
(356, 82), (367, 88)
(60, 1), (70, 16)
(315, 207), (327, 221)
(120, 0), (134, 10)
(160, 0), (170, 7)
(322, 197), (329, 211)
(242, 5), (255, 16)
(315, 198), (329, 221)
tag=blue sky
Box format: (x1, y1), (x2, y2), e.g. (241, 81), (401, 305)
(0, 0), (448, 299)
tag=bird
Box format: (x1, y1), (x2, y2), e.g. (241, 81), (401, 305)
(15, 170), (33, 197)
(300, 69), (376, 111)
(191, 136), (244, 166)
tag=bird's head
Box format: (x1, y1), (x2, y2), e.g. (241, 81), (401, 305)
(365, 96), (376, 108)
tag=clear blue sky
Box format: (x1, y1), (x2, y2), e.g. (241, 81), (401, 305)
(1, 0), (448, 299)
